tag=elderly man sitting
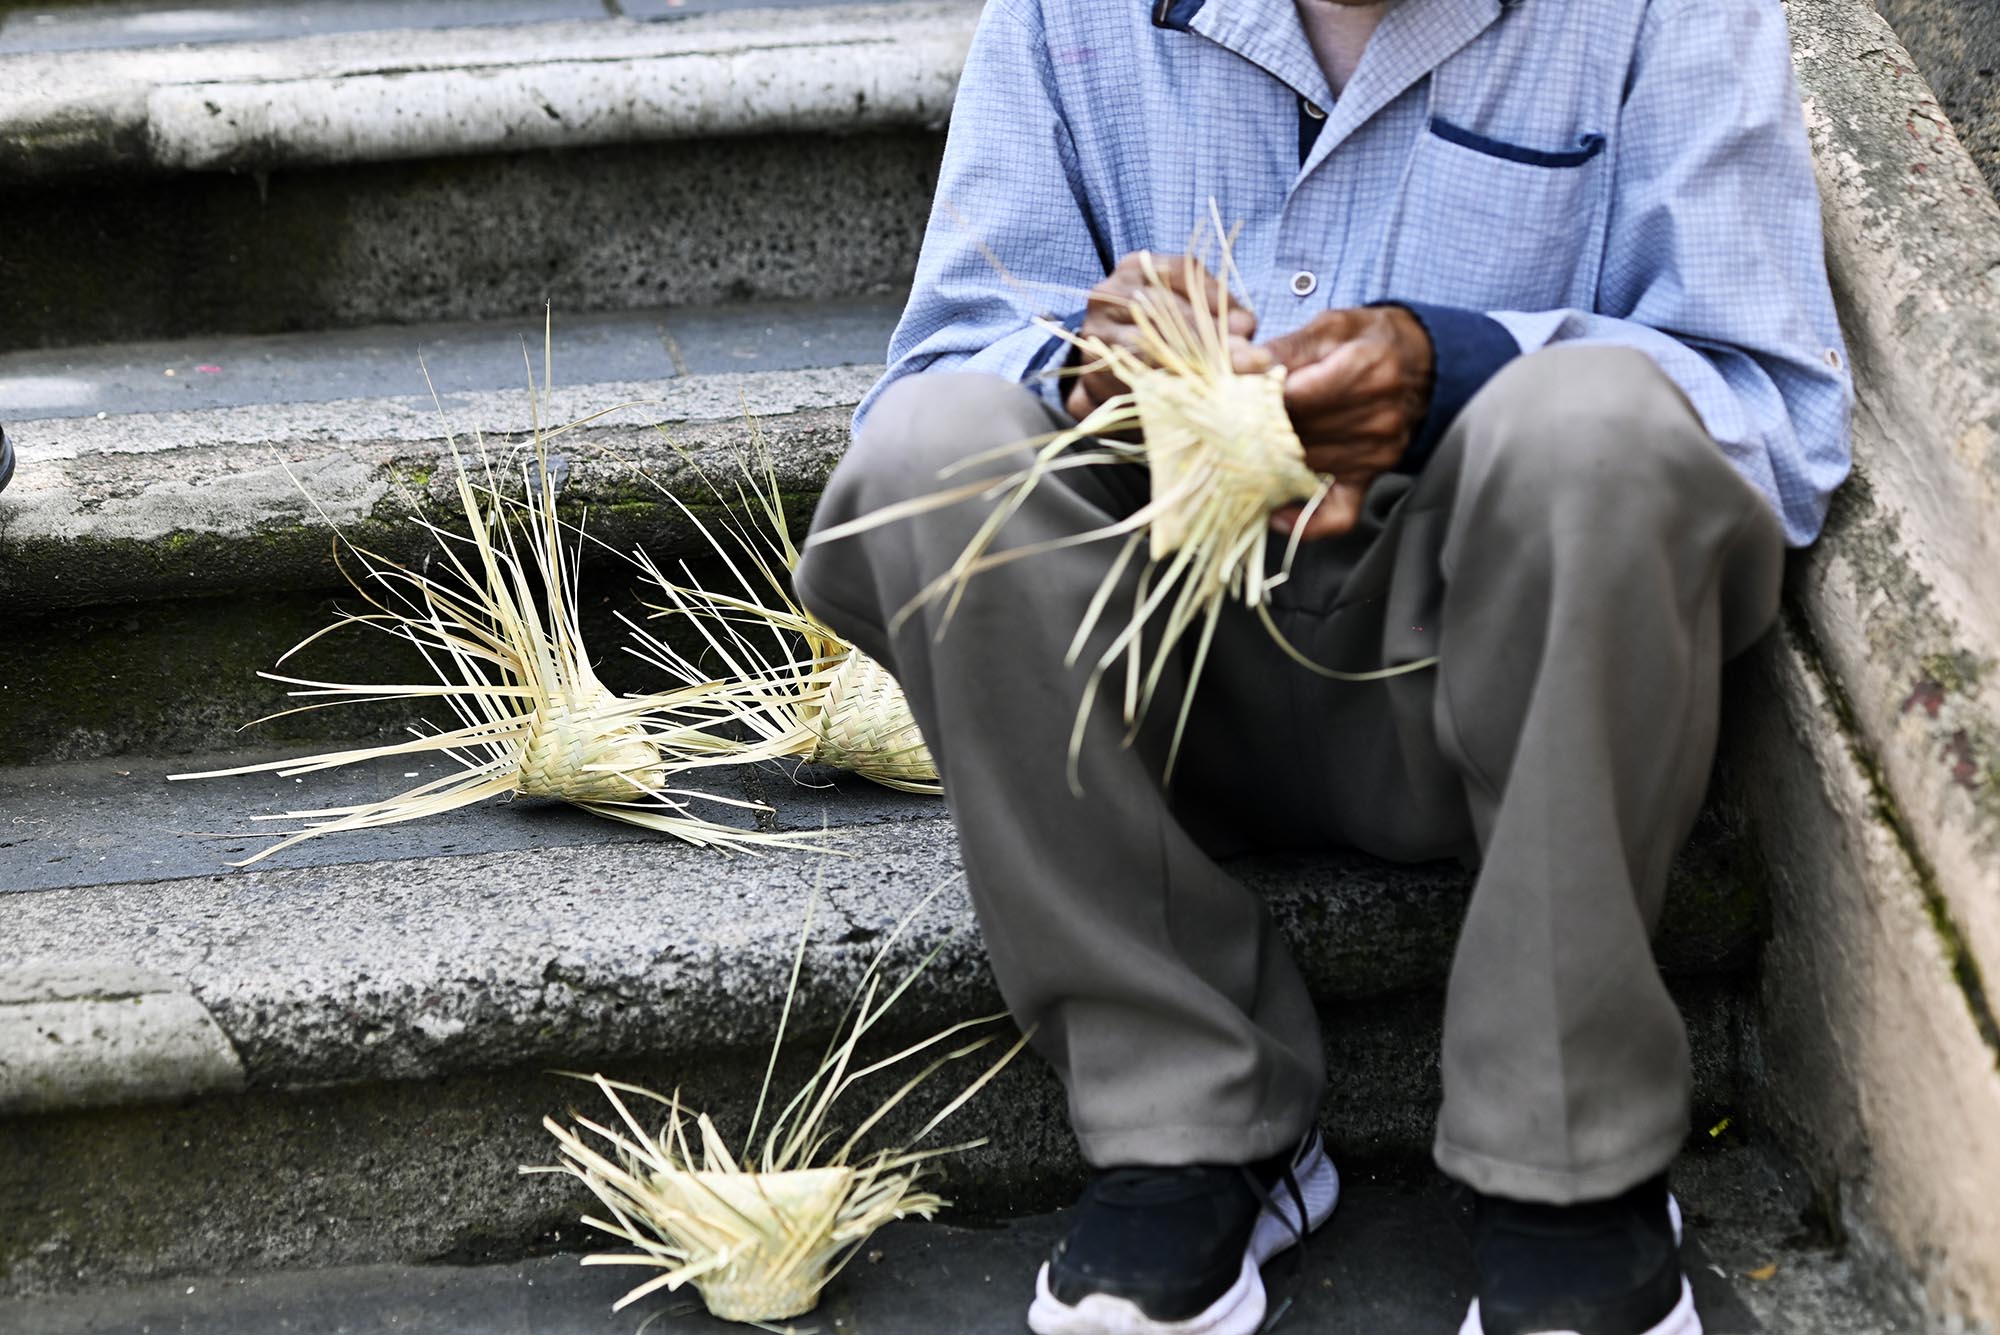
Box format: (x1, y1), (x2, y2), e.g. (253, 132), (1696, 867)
(794, 0), (1852, 1331)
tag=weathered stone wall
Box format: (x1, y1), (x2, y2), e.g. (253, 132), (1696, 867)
(1759, 0), (2000, 1325)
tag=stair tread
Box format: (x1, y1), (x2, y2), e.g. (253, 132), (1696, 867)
(0, 0), (913, 58)
(0, 298), (896, 614)
(0, 745), (1761, 1114)
(0, 296), (899, 422)
(0, 0), (976, 177)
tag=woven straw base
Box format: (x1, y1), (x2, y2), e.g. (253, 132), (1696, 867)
(653, 1166), (853, 1323)
(515, 683), (665, 802)
(804, 649), (938, 789)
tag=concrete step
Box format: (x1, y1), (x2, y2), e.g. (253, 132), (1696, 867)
(0, 746), (1769, 1293)
(0, 297), (897, 763)
(0, 0), (971, 347)
(0, 1146), (1919, 1334)
(0, 0), (1995, 1323)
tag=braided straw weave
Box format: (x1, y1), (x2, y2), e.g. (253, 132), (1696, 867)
(172, 372), (824, 862)
(515, 677), (668, 803)
(799, 647), (937, 791)
(646, 1167), (852, 1321)
(625, 436), (944, 797)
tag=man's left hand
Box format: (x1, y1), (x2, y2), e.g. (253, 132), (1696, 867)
(1253, 307), (1435, 541)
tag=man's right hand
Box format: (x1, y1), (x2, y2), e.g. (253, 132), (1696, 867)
(1064, 251), (1258, 422)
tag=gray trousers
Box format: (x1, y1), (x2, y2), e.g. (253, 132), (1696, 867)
(794, 345), (1784, 1203)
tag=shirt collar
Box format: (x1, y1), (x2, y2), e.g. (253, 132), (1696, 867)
(1182, 0), (1336, 109)
(1167, 0), (1511, 159)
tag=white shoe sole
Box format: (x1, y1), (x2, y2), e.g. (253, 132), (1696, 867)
(1458, 1276), (1702, 1335)
(1025, 1141), (1341, 1335)
(1457, 1196), (1696, 1335)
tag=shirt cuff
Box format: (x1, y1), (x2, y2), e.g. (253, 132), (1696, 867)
(1371, 301), (1521, 473)
(1021, 309), (1089, 415)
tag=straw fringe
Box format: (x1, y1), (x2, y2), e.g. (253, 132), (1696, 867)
(171, 332), (825, 864)
(619, 430), (941, 796)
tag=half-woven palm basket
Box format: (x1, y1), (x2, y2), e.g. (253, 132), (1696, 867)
(622, 433), (940, 795)
(170, 363), (819, 864)
(807, 222), (1434, 791)
(526, 891), (1028, 1324)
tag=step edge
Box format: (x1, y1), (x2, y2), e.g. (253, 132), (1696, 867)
(0, 965), (245, 1114)
(0, 817), (1763, 1119)
(0, 364), (880, 613)
(0, 1), (979, 178)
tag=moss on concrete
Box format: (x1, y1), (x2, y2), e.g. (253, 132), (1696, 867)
(1779, 604), (2000, 1068)
(0, 470), (824, 615)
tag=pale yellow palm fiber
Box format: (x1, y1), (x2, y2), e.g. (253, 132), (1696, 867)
(525, 889), (1029, 1325)
(169, 357), (823, 864)
(808, 229), (1435, 792)
(619, 432), (940, 795)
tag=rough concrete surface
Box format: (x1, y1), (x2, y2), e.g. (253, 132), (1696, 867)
(0, 0), (604, 56)
(1728, 624), (2000, 1328)
(0, 130), (939, 350)
(0, 1147), (1918, 1335)
(0, 965), (243, 1115)
(0, 759), (1761, 1095)
(0, 740), (1763, 1289)
(1789, 0), (2000, 1007)
(1876, 0), (2000, 192)
(0, 983), (1753, 1295)
(0, 0), (892, 57)
(0, 2), (975, 177)
(0, 297), (898, 421)
(0, 361), (878, 613)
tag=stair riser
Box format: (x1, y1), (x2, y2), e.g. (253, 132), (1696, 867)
(2, 575), (734, 765)
(0, 980), (1751, 1297)
(0, 132), (940, 352)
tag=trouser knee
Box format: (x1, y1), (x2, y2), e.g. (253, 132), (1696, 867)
(826, 372), (1060, 515)
(796, 372), (1059, 636)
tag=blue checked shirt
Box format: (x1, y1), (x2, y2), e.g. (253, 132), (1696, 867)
(861, 0), (1854, 545)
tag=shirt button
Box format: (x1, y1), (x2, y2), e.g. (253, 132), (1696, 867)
(1301, 98), (1326, 120)
(1290, 270), (1318, 297)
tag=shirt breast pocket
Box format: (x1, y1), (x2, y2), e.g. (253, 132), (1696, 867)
(1379, 118), (1608, 313)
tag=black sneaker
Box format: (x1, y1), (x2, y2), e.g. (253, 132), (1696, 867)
(1460, 1175), (1696, 1335)
(0, 425), (13, 493)
(1027, 1132), (1339, 1335)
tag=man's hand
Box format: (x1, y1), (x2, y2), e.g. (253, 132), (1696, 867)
(1255, 307), (1434, 541)
(1066, 252), (1258, 422)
